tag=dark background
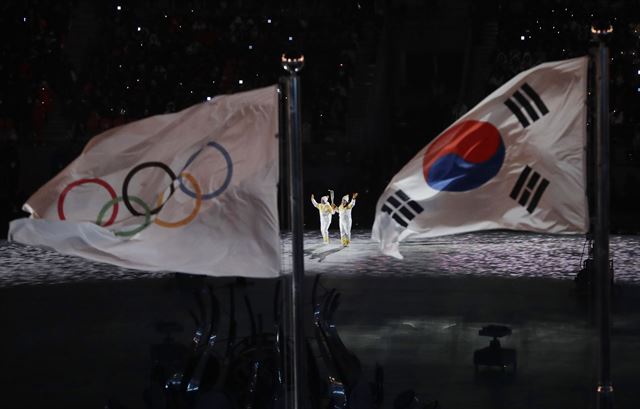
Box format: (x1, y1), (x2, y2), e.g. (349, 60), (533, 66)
(1, 0), (639, 236)
(1, 2), (640, 408)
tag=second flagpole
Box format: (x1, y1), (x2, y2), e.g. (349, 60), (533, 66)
(591, 21), (613, 409)
(282, 53), (307, 409)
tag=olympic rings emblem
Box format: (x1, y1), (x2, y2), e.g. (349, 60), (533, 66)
(56, 142), (233, 236)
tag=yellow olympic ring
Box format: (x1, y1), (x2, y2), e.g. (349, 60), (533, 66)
(154, 172), (202, 228)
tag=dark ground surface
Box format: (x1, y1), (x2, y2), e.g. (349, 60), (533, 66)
(0, 231), (639, 408)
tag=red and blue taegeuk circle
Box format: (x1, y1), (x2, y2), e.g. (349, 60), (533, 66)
(422, 120), (505, 192)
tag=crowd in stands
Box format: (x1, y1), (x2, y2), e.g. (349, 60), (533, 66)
(1, 0), (372, 143)
(0, 1), (74, 143)
(0, 1), (76, 233)
(62, 1), (369, 141)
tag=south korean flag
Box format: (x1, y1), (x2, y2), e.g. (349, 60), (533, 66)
(373, 57), (588, 258)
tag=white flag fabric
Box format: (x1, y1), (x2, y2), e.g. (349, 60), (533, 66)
(9, 85), (280, 277)
(372, 57), (588, 258)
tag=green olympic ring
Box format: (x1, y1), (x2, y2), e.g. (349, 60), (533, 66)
(96, 195), (152, 237)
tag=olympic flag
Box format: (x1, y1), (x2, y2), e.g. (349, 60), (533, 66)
(9, 85), (281, 277)
(372, 57), (588, 258)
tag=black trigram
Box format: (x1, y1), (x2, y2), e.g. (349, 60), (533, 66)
(381, 189), (424, 227)
(504, 83), (549, 128)
(510, 165), (550, 213)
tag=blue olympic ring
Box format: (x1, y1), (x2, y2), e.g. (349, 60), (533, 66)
(179, 141), (233, 200)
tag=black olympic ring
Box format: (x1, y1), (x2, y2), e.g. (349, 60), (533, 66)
(122, 161), (177, 216)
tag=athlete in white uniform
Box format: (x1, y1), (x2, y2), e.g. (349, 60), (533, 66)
(338, 193), (357, 246)
(311, 194), (336, 243)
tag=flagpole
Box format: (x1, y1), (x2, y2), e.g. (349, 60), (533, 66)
(281, 53), (307, 409)
(591, 22), (613, 409)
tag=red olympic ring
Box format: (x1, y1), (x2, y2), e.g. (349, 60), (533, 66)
(57, 178), (119, 226)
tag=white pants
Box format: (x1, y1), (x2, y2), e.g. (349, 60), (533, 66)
(339, 215), (352, 241)
(320, 214), (332, 241)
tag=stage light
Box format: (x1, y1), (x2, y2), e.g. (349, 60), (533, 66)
(288, 36), (293, 41)
(520, 35), (525, 41)
(23, 17), (26, 22)
(116, 5), (122, 11)
(591, 23), (613, 35)
(637, 69), (640, 75)
(238, 80), (244, 85)
(137, 27), (141, 32)
(281, 54), (304, 73)
(267, 18), (272, 24)
(206, 96), (212, 101)
(248, 45), (253, 50)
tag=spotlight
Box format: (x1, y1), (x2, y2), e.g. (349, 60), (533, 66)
(591, 24), (613, 35)
(116, 5), (122, 11)
(281, 54), (305, 73)
(591, 16), (613, 35)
